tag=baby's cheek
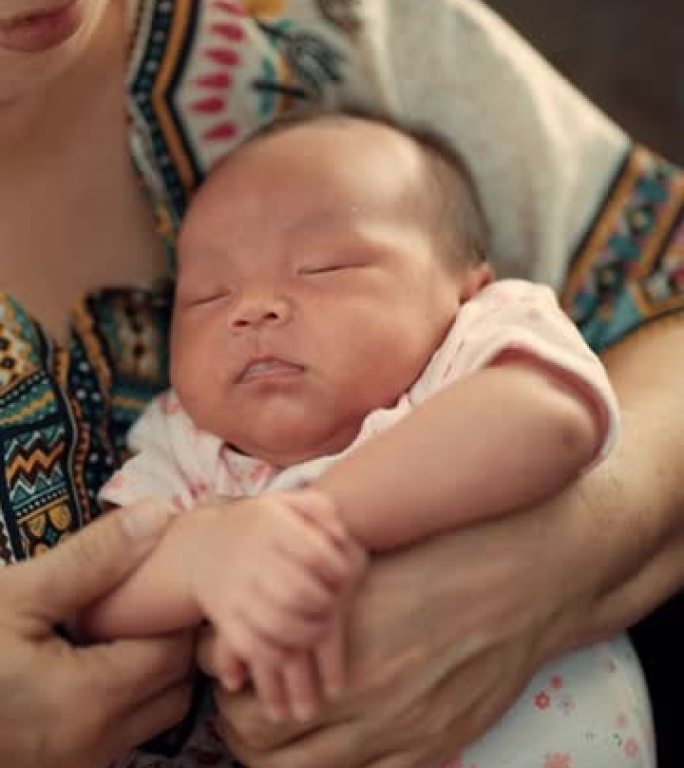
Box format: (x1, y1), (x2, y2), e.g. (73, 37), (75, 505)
(172, 361), (213, 423)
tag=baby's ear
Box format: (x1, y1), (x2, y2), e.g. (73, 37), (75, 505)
(459, 262), (494, 303)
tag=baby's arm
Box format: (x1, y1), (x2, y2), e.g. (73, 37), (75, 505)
(318, 359), (599, 549)
(90, 394), (366, 719)
(317, 281), (617, 551)
(84, 489), (364, 719)
(84, 490), (358, 644)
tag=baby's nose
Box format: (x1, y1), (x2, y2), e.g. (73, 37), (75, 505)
(230, 293), (291, 330)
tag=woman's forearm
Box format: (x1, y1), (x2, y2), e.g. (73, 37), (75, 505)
(540, 316), (684, 656)
(578, 317), (684, 636)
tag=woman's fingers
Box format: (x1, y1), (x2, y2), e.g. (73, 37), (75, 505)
(212, 683), (305, 751)
(75, 630), (195, 713)
(6, 499), (175, 630)
(115, 678), (194, 755)
(213, 652), (485, 768)
(221, 710), (365, 768)
(196, 622), (223, 677)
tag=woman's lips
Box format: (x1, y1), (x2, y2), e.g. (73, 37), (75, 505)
(0, 0), (82, 52)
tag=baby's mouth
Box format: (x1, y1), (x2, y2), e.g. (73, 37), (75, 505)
(238, 358), (305, 383)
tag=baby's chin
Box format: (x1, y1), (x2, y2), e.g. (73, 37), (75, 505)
(224, 420), (363, 469)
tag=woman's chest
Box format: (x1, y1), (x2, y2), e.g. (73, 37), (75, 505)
(0, 139), (167, 341)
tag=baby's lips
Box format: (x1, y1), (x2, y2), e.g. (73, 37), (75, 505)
(238, 356), (304, 382)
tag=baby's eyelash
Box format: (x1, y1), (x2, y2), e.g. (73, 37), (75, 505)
(298, 261), (368, 276)
(303, 264), (346, 274)
(190, 289), (232, 306)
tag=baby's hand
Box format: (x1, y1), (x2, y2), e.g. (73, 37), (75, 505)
(218, 608), (348, 722)
(193, 488), (366, 711)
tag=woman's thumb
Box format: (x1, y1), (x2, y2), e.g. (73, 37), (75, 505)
(5, 500), (175, 627)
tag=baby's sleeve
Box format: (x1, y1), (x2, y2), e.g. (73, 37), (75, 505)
(412, 279), (620, 469)
(98, 391), (212, 511)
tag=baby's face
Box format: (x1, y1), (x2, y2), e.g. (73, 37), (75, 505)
(172, 119), (471, 466)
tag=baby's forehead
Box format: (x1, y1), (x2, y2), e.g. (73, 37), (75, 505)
(239, 114), (432, 174)
(179, 115), (455, 265)
(201, 117), (428, 202)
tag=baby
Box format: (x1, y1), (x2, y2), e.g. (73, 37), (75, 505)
(89, 114), (650, 764)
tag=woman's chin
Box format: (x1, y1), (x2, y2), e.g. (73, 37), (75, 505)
(0, 0), (107, 101)
(0, 0), (85, 53)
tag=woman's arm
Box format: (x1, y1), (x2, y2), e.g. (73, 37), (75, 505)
(202, 315), (684, 768)
(317, 360), (599, 550)
(571, 315), (684, 642)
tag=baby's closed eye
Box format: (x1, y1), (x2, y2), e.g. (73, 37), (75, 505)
(180, 287), (233, 307)
(297, 260), (369, 277)
(298, 260), (345, 273)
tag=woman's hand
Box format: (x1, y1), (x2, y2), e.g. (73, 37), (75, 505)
(198, 485), (604, 768)
(0, 501), (195, 768)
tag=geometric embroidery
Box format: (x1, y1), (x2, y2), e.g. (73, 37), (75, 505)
(128, 0), (201, 226)
(0, 291), (43, 392)
(313, 0), (364, 34)
(638, 210), (684, 309)
(1, 422), (75, 560)
(0, 370), (58, 428)
(96, 287), (172, 457)
(94, 287), (171, 387)
(562, 145), (684, 352)
(0, 324), (37, 392)
(128, 0), (350, 237)
(5, 426), (66, 507)
(255, 19), (345, 103)
(0, 285), (172, 563)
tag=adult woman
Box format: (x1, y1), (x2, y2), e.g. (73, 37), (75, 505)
(0, 1), (681, 767)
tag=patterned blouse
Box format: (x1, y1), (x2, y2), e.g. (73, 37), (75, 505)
(1, 0), (682, 765)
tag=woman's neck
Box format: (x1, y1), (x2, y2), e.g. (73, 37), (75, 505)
(0, 1), (122, 157)
(0, 0), (168, 344)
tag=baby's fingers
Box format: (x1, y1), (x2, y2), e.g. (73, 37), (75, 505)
(258, 554), (338, 616)
(221, 617), (290, 669)
(315, 612), (346, 699)
(286, 488), (347, 545)
(275, 516), (357, 592)
(338, 535), (368, 592)
(244, 584), (331, 649)
(282, 652), (321, 722)
(220, 650), (246, 692)
(250, 661), (289, 722)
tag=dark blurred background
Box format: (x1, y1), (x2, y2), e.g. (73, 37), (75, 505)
(486, 0), (684, 165)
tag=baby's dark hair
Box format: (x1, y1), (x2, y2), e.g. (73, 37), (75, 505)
(243, 108), (490, 269)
